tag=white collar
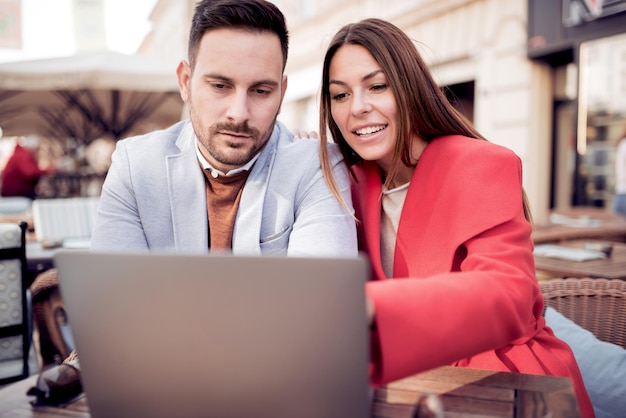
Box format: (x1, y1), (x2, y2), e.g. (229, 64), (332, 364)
(195, 137), (259, 178)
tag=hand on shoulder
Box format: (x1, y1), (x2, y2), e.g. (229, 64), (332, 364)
(291, 130), (319, 140)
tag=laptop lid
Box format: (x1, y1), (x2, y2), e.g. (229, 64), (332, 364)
(54, 251), (371, 418)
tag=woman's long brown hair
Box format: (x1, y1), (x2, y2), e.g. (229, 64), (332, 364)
(318, 18), (532, 223)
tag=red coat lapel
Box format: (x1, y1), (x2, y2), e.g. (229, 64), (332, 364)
(354, 135), (526, 279)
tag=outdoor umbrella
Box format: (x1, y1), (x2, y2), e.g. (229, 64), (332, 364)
(0, 50), (185, 143)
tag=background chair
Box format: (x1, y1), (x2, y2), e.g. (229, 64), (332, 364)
(540, 277), (626, 349)
(30, 268), (74, 367)
(0, 221), (31, 384)
(541, 277), (626, 418)
(31, 197), (99, 246)
(0, 197), (32, 215)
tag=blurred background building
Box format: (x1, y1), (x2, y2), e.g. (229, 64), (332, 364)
(1, 0), (626, 225)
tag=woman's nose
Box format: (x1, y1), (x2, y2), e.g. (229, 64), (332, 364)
(351, 92), (372, 116)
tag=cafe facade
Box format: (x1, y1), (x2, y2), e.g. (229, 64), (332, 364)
(276, 0), (626, 223)
(144, 0), (626, 224)
(527, 0), (626, 212)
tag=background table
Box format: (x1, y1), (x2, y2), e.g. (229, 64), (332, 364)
(532, 207), (626, 244)
(25, 241), (58, 287)
(534, 240), (626, 280)
(0, 366), (580, 418)
(0, 373), (88, 417)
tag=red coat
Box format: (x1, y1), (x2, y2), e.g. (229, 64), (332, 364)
(353, 135), (594, 418)
(1, 144), (52, 198)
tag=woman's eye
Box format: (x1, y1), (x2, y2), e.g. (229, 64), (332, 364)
(331, 92), (347, 101)
(371, 83), (387, 91)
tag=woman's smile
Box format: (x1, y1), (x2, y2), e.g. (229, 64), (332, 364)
(353, 124), (388, 136)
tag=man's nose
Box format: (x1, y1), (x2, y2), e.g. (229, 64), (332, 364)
(226, 91), (251, 122)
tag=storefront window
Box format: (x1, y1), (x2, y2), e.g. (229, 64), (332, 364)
(576, 32), (626, 207)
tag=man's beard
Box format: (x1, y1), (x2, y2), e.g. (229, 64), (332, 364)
(191, 114), (276, 168)
(202, 121), (263, 167)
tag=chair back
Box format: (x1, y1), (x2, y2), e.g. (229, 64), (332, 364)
(0, 221), (30, 383)
(540, 277), (626, 349)
(30, 268), (74, 367)
(32, 197), (99, 244)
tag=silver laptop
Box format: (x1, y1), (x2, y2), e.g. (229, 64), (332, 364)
(54, 251), (371, 418)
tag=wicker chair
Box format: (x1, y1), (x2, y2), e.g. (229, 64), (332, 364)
(539, 277), (626, 349)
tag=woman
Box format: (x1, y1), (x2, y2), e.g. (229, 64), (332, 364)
(318, 18), (594, 417)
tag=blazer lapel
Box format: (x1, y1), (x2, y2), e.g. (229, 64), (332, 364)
(394, 139), (448, 277)
(231, 124), (280, 254)
(357, 141), (443, 278)
(167, 123), (209, 252)
(394, 135), (503, 277)
(354, 162), (388, 280)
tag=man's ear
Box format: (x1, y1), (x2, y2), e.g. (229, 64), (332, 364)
(176, 60), (192, 102)
(276, 74), (288, 115)
(281, 74), (288, 100)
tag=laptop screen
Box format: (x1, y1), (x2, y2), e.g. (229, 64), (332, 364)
(55, 251), (371, 418)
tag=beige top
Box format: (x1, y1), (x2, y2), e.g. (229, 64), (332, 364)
(380, 182), (409, 277)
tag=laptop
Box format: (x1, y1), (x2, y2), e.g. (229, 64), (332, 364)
(54, 251), (371, 418)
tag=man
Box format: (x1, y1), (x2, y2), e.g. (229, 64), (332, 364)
(27, 2), (357, 406)
(90, 0), (356, 255)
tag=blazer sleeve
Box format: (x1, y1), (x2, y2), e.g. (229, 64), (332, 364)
(90, 139), (149, 251)
(285, 142), (358, 257)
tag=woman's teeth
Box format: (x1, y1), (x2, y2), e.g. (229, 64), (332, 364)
(355, 125), (386, 136)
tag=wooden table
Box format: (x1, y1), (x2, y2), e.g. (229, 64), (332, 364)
(0, 373), (88, 417)
(0, 366), (581, 418)
(534, 240), (626, 279)
(374, 366), (580, 418)
(25, 240), (88, 287)
(532, 207), (626, 244)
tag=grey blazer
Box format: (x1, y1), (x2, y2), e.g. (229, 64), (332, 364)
(90, 120), (357, 257)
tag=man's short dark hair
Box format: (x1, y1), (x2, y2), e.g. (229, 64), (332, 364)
(188, 0), (289, 70)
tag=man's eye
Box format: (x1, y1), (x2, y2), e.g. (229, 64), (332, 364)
(255, 89), (271, 95)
